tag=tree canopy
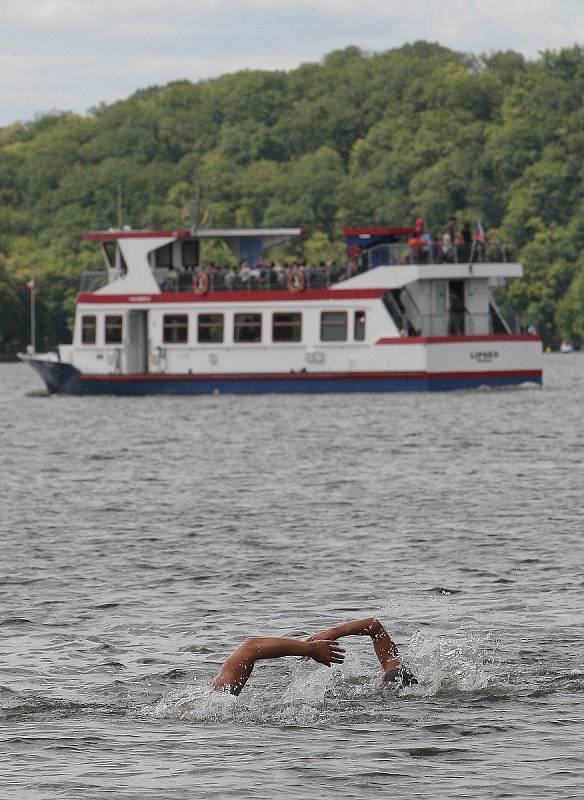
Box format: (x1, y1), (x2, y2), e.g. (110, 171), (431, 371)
(2, 40), (584, 354)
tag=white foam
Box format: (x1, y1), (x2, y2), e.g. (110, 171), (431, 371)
(151, 683), (238, 722)
(406, 628), (499, 695)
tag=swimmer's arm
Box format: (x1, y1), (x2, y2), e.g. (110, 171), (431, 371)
(307, 618), (400, 672)
(212, 637), (345, 695)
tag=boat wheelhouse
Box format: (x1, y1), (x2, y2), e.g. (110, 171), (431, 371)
(19, 225), (542, 394)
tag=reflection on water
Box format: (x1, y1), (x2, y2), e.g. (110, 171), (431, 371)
(1, 356), (584, 799)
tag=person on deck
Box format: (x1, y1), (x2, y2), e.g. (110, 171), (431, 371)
(211, 617), (417, 695)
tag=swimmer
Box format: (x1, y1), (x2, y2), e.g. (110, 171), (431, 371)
(305, 617), (418, 688)
(211, 617), (416, 695)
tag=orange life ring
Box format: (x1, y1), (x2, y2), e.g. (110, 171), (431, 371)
(193, 271), (209, 295)
(287, 267), (305, 294)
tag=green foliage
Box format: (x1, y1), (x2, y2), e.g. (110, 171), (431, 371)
(3, 41), (584, 350)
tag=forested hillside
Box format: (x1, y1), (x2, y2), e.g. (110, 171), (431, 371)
(2, 40), (584, 353)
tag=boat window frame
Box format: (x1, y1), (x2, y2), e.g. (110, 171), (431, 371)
(162, 313), (189, 345)
(182, 240), (199, 269)
(103, 242), (116, 269)
(354, 310), (366, 341)
(104, 314), (124, 345)
(155, 243), (173, 268)
(272, 312), (302, 343)
(320, 310), (348, 342)
(234, 313), (262, 344)
(81, 314), (97, 345)
(198, 313), (224, 344)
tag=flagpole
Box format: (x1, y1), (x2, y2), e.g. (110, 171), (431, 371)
(29, 278), (36, 354)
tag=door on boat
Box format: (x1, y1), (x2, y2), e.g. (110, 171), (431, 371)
(448, 280), (466, 336)
(127, 310), (148, 374)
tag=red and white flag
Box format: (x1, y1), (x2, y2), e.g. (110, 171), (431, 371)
(26, 277), (35, 290)
(476, 220), (486, 243)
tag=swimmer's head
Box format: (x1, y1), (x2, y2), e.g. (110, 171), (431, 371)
(382, 664), (418, 688)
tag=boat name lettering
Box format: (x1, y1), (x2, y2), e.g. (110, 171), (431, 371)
(470, 350), (499, 362)
(129, 296), (152, 303)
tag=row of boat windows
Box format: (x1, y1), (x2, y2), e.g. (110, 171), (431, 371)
(80, 311), (367, 345)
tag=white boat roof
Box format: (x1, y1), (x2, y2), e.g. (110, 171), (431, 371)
(83, 227), (304, 242)
(334, 262), (523, 290)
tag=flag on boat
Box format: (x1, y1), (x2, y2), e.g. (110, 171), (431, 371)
(26, 277), (35, 290)
(476, 220), (486, 243)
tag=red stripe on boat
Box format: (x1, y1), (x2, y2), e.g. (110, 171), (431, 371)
(76, 289), (387, 304)
(375, 334), (541, 345)
(79, 369), (542, 383)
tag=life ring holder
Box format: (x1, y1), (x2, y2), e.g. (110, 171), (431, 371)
(193, 271), (210, 295)
(287, 267), (305, 294)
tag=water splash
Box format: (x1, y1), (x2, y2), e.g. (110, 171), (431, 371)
(407, 628), (500, 695)
(150, 683), (238, 722)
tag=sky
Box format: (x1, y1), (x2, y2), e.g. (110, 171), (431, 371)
(2, 0), (584, 126)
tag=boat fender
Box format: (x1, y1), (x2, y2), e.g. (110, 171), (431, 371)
(288, 267), (305, 294)
(193, 271), (210, 295)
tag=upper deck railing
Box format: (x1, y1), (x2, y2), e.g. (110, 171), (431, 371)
(79, 271), (109, 292)
(367, 240), (516, 267)
(79, 241), (516, 293)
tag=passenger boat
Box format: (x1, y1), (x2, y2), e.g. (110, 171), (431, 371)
(19, 224), (542, 394)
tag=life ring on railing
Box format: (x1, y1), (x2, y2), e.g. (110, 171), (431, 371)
(192, 271), (209, 295)
(287, 267), (305, 294)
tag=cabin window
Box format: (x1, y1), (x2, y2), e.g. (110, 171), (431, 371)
(198, 313), (224, 343)
(272, 312), (302, 343)
(234, 313), (262, 343)
(182, 240), (199, 269)
(105, 315), (123, 344)
(320, 311), (347, 342)
(354, 310), (366, 341)
(103, 242), (116, 269)
(81, 315), (97, 345)
(155, 244), (173, 268)
(163, 314), (189, 344)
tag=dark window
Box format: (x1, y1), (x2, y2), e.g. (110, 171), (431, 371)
(103, 242), (116, 269)
(234, 313), (262, 343)
(81, 315), (97, 345)
(198, 314), (224, 343)
(320, 311), (347, 342)
(272, 312), (302, 342)
(182, 240), (199, 269)
(105, 315), (123, 344)
(155, 243), (173, 268)
(163, 314), (189, 344)
(354, 310), (366, 341)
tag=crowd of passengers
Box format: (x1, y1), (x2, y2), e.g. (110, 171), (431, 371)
(160, 216), (501, 291)
(403, 216), (499, 265)
(163, 259), (348, 292)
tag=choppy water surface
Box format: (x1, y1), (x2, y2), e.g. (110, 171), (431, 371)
(1, 357), (583, 799)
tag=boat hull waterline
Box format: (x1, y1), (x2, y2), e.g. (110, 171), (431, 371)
(21, 357), (541, 396)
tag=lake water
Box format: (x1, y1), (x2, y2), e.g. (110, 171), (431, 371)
(1, 356), (583, 799)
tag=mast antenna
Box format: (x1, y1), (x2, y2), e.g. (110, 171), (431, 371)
(117, 183), (123, 228)
(190, 187), (203, 236)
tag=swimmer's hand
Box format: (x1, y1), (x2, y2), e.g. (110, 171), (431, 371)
(306, 629), (337, 643)
(307, 639), (345, 667)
